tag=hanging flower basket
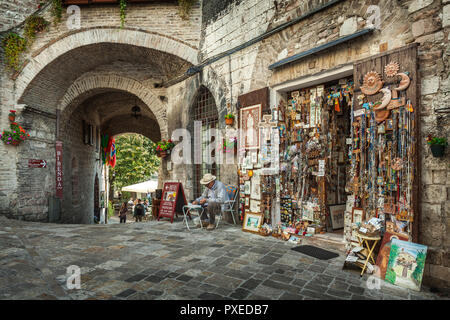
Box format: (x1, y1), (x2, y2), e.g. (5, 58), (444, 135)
(1, 121), (30, 146)
(11, 140), (22, 146)
(225, 114), (235, 125)
(155, 139), (174, 158)
(426, 135), (447, 158)
(159, 150), (170, 158)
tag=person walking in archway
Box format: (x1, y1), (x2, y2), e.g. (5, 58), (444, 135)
(119, 202), (128, 224)
(134, 199), (145, 222)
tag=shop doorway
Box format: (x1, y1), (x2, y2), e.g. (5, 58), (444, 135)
(271, 67), (354, 242)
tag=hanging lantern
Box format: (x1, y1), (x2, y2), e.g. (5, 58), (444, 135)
(131, 103), (141, 119)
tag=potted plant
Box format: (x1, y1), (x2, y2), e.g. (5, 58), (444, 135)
(225, 113), (235, 125)
(8, 110), (16, 122)
(155, 139), (175, 158)
(426, 135), (447, 157)
(1, 122), (30, 146)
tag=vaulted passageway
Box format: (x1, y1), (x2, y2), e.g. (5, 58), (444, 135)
(12, 37), (194, 223)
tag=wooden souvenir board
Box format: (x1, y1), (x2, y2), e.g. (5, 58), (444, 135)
(158, 182), (187, 223)
(353, 43), (419, 242)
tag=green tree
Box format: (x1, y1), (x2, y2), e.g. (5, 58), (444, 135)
(110, 134), (160, 196)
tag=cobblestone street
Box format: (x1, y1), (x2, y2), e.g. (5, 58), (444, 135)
(0, 216), (444, 301)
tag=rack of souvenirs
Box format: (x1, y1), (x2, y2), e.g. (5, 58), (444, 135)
(237, 60), (425, 291)
(238, 78), (355, 242)
(239, 61), (416, 242)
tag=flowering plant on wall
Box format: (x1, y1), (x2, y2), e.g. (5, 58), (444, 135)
(1, 32), (27, 71)
(155, 139), (175, 152)
(1, 122), (30, 146)
(225, 113), (235, 125)
(426, 135), (448, 146)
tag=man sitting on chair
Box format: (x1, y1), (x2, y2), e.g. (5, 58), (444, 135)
(192, 173), (227, 230)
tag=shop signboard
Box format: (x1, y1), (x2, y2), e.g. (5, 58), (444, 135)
(28, 159), (47, 168)
(158, 182), (187, 223)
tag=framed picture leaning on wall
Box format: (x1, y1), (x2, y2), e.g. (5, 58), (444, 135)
(242, 212), (263, 234)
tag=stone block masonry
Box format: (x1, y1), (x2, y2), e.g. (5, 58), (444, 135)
(0, 0), (449, 292)
(0, 0), (40, 32)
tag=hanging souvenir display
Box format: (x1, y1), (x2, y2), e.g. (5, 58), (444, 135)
(236, 57), (416, 258)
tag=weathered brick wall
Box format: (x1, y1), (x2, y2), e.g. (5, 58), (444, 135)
(60, 104), (102, 224)
(0, 0), (40, 32)
(0, 1), (200, 222)
(11, 110), (56, 221)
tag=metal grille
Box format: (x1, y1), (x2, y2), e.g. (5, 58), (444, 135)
(192, 86), (220, 199)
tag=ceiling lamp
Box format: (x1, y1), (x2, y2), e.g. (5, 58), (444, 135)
(131, 100), (141, 119)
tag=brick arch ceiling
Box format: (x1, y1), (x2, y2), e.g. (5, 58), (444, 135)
(15, 28), (197, 101)
(102, 115), (162, 143)
(15, 30), (196, 138)
(61, 75), (168, 138)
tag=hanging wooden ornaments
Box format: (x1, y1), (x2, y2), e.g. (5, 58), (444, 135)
(350, 60), (415, 241)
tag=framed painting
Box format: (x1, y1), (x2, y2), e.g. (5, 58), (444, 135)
(244, 181), (251, 195)
(329, 204), (346, 230)
(352, 207), (365, 224)
(242, 212), (263, 234)
(250, 199), (260, 213)
(385, 239), (427, 291)
(244, 196), (250, 208)
(250, 169), (261, 200)
(240, 104), (261, 150)
(302, 203), (315, 222)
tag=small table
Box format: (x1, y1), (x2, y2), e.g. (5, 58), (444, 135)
(356, 231), (381, 276)
(182, 205), (203, 231)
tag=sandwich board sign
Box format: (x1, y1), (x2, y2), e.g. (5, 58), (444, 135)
(158, 182), (187, 223)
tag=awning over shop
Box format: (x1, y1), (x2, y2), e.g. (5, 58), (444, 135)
(268, 28), (374, 70)
(121, 179), (158, 193)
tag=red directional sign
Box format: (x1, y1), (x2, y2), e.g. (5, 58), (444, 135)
(28, 159), (47, 168)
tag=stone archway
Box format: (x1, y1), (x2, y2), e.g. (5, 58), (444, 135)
(15, 27), (198, 102)
(60, 74), (168, 139)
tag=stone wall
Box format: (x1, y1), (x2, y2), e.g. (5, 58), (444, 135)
(60, 103), (102, 224)
(0, 0), (448, 289)
(0, 0), (40, 32)
(192, 0), (450, 289)
(0, 1), (201, 222)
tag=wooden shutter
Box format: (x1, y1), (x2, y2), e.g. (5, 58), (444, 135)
(353, 43), (420, 242)
(237, 87), (270, 114)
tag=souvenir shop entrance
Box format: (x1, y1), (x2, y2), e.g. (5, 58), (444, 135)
(272, 69), (354, 242)
(239, 45), (418, 254)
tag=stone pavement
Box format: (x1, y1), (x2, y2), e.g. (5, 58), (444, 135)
(0, 216), (445, 300)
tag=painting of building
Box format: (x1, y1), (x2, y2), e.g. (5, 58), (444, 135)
(385, 239), (427, 291)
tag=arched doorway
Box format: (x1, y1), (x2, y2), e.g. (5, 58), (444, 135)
(192, 86), (220, 199)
